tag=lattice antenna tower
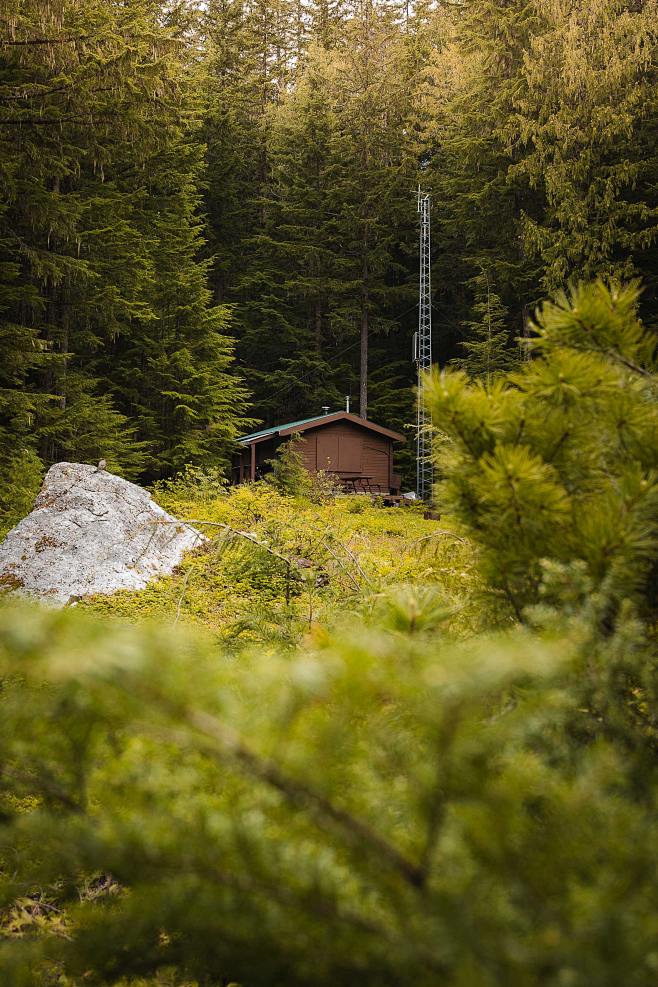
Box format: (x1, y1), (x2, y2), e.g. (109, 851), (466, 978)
(414, 187), (433, 500)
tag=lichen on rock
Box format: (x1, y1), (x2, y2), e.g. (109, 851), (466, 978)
(0, 463), (203, 605)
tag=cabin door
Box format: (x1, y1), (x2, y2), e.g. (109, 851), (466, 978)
(338, 434), (362, 472)
(317, 432), (339, 470)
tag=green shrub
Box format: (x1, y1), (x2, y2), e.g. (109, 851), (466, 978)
(0, 448), (43, 538)
(308, 468), (341, 503)
(151, 464), (229, 503)
(265, 434), (312, 497)
(428, 281), (658, 624)
(0, 591), (657, 986)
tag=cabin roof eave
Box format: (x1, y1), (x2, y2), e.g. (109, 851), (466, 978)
(238, 412), (405, 447)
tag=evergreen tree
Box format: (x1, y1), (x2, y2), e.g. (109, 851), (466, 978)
(305, 0), (351, 47)
(429, 280), (658, 620)
(210, 4), (419, 426)
(456, 265), (520, 382)
(510, 0), (658, 295)
(266, 432), (312, 494)
(419, 0), (544, 364)
(0, 0), (248, 489)
(1, 0), (168, 475)
(329, 1), (417, 418)
(420, 0), (658, 358)
(6, 0), (658, 504)
(203, 0), (288, 304)
(101, 132), (251, 477)
(237, 44), (355, 421)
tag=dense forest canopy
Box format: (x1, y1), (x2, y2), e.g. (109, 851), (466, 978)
(2, 0), (658, 514)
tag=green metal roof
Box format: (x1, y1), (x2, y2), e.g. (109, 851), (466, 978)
(238, 415), (331, 444)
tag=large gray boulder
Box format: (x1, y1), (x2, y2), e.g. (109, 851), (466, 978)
(0, 463), (203, 605)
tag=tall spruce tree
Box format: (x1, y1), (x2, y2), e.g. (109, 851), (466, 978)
(329, 0), (417, 418)
(207, 0), (419, 427)
(203, 0), (292, 303)
(100, 131), (252, 479)
(419, 0), (658, 363)
(203, 0), (305, 422)
(456, 265), (520, 383)
(0, 0), (157, 495)
(0, 0), (249, 500)
(238, 45), (354, 420)
(510, 0), (658, 295)
(419, 0), (544, 367)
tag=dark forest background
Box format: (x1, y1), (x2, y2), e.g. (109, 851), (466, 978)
(2, 0), (657, 512)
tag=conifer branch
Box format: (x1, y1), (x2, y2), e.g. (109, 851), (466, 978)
(180, 519), (296, 567)
(0, 764), (82, 813)
(177, 708), (427, 890)
(605, 350), (653, 379)
(0, 36), (88, 46)
(318, 538), (363, 591)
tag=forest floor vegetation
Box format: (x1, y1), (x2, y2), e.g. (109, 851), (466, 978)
(80, 481), (483, 646)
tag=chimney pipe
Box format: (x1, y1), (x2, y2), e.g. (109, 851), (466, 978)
(345, 395), (350, 414)
(321, 405), (330, 415)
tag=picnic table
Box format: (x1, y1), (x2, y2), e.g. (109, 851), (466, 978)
(341, 474), (382, 494)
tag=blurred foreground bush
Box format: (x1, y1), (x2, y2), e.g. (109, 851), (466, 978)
(1, 595), (658, 987)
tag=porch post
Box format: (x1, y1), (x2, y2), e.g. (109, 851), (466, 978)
(250, 442), (256, 481)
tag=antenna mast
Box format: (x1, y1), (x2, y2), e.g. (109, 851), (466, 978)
(414, 187), (433, 500)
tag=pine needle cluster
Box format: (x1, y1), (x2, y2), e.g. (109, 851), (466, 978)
(429, 280), (658, 623)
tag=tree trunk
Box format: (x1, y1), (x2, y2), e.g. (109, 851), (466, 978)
(59, 287), (69, 412)
(314, 298), (322, 354)
(359, 226), (370, 418)
(360, 257), (369, 419)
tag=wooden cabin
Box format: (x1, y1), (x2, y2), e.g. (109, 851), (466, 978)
(232, 412), (404, 494)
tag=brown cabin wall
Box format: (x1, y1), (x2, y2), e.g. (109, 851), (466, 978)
(362, 438), (391, 489)
(290, 433), (318, 473)
(292, 422), (392, 489)
(234, 421), (399, 490)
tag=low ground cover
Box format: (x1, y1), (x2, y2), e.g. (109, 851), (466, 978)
(81, 482), (482, 645)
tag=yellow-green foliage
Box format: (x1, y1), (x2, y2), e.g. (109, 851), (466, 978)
(428, 281), (658, 623)
(80, 483), (483, 644)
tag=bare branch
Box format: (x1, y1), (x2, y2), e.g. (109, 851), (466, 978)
(180, 518), (296, 568)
